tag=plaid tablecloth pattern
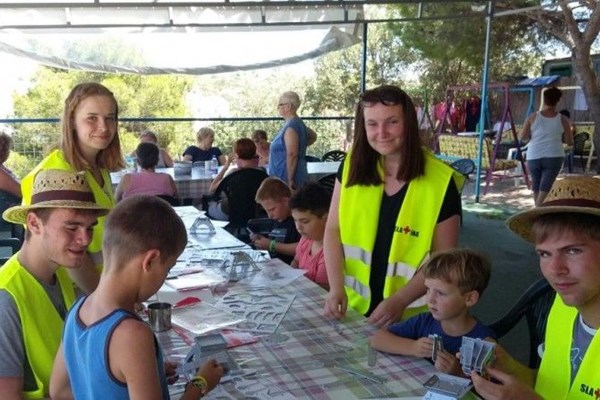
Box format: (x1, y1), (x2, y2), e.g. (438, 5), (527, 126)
(160, 275), (436, 399)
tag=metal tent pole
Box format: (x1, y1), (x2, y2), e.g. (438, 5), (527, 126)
(360, 22), (368, 93)
(475, 0), (495, 202)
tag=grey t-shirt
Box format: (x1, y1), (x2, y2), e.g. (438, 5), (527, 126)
(0, 276), (68, 392)
(570, 315), (596, 383)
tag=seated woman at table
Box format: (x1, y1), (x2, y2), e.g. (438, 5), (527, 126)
(252, 129), (270, 167)
(0, 132), (21, 231)
(205, 138), (259, 220)
(183, 127), (226, 165)
(115, 142), (177, 202)
(131, 130), (173, 168)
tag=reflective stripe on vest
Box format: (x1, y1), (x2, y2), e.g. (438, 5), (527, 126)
(535, 296), (600, 399)
(21, 150), (115, 271)
(344, 244), (418, 281)
(339, 150), (460, 316)
(0, 255), (76, 398)
(344, 275), (371, 299)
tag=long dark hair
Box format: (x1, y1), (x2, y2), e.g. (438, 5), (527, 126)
(347, 85), (424, 186)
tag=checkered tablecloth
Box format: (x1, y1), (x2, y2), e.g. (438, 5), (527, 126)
(159, 274), (436, 399)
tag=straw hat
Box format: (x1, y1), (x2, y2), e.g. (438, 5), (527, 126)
(3, 169), (110, 224)
(507, 176), (600, 242)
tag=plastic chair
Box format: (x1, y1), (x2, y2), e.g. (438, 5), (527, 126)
(212, 168), (268, 239)
(0, 237), (21, 264)
(569, 132), (590, 172)
(450, 158), (475, 226)
(489, 277), (556, 368)
(321, 150), (346, 162)
(156, 194), (181, 207)
(317, 173), (336, 194)
(305, 155), (321, 163)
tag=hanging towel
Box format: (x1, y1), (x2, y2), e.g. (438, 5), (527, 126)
(574, 88), (588, 110)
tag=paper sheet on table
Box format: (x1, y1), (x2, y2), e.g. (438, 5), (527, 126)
(165, 270), (226, 291)
(189, 229), (246, 250)
(171, 302), (246, 336)
(243, 258), (306, 288)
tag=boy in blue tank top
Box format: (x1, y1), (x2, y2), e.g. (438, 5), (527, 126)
(50, 195), (223, 399)
(371, 248), (495, 377)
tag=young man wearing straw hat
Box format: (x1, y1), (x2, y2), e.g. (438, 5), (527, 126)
(0, 169), (109, 399)
(471, 176), (600, 400)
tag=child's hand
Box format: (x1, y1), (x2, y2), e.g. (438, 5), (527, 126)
(251, 234), (269, 251)
(197, 359), (224, 392)
(434, 350), (463, 376)
(324, 289), (347, 320)
(412, 337), (433, 358)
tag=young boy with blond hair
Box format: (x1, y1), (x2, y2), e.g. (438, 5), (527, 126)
(50, 196), (223, 399)
(371, 248), (495, 376)
(251, 177), (300, 264)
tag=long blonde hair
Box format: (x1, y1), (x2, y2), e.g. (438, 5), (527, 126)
(61, 82), (124, 171)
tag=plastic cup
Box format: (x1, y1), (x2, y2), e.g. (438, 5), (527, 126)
(147, 302), (172, 332)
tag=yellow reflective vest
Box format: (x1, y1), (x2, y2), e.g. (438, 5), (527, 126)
(535, 296), (600, 399)
(21, 150), (115, 271)
(339, 150), (462, 316)
(0, 255), (76, 399)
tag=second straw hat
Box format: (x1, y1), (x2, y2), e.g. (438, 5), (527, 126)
(507, 176), (600, 243)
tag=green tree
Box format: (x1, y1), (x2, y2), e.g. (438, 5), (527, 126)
(304, 20), (418, 118)
(387, 2), (542, 100)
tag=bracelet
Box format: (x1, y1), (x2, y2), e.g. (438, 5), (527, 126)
(189, 375), (208, 397)
(268, 239), (277, 252)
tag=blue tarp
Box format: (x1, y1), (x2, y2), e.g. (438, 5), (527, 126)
(516, 75), (561, 87)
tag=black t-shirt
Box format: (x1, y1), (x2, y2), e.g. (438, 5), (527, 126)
(337, 162), (461, 315)
(268, 216), (301, 265)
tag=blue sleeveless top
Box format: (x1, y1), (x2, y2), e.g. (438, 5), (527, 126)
(63, 297), (170, 399)
(268, 117), (308, 186)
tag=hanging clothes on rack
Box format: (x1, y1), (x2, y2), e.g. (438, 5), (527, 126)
(464, 95), (481, 132)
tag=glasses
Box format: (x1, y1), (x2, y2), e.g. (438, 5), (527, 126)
(359, 86), (408, 107)
(277, 103), (290, 108)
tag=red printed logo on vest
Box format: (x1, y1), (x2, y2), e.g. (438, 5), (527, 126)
(395, 225), (419, 237)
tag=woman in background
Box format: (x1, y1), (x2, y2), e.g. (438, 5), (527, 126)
(183, 127), (226, 165)
(521, 87), (573, 206)
(132, 130), (173, 168)
(205, 138), (260, 221)
(323, 85), (462, 328)
(269, 91), (308, 190)
(0, 132), (21, 231)
(252, 129), (270, 167)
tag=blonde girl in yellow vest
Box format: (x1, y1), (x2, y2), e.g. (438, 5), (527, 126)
(21, 82), (124, 294)
(323, 85), (462, 328)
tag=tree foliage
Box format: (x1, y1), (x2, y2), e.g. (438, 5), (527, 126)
(387, 2), (543, 100)
(304, 20), (418, 118)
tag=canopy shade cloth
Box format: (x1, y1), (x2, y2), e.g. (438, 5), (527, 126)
(0, 1), (365, 75)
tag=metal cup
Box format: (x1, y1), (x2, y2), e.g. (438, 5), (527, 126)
(147, 302), (172, 332)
